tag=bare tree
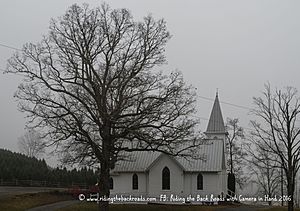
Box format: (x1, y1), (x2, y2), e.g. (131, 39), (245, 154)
(18, 129), (45, 158)
(246, 139), (281, 205)
(251, 83), (300, 211)
(6, 3), (199, 211)
(226, 118), (247, 194)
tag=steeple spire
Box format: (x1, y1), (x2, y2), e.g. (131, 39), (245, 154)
(206, 93), (226, 134)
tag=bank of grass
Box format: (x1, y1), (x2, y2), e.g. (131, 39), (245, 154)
(259, 207), (300, 211)
(58, 202), (227, 211)
(58, 204), (300, 211)
(0, 190), (73, 211)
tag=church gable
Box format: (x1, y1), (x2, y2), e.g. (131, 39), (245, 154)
(148, 154), (184, 195)
(146, 153), (185, 172)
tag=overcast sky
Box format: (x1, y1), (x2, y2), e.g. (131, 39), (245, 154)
(1, 0), (300, 158)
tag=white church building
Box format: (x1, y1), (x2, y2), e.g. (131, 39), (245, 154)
(110, 94), (228, 199)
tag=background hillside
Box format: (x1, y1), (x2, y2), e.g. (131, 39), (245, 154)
(0, 148), (98, 187)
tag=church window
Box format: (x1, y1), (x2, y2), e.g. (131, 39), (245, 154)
(162, 167), (170, 190)
(109, 177), (114, 189)
(197, 173), (203, 190)
(132, 173), (138, 190)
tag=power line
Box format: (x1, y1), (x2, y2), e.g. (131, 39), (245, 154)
(0, 43), (22, 51)
(197, 95), (252, 111)
(0, 44), (297, 135)
(1, 42), (256, 132)
(0, 42), (251, 112)
(199, 117), (208, 121)
(193, 114), (255, 132)
(193, 96), (254, 132)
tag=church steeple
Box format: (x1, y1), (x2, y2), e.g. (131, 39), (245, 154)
(205, 93), (226, 134)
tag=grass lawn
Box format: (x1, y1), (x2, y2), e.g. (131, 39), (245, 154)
(258, 207), (300, 211)
(0, 191), (73, 211)
(59, 203), (300, 211)
(58, 202), (228, 211)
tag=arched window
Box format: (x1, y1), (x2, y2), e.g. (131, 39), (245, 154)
(197, 173), (203, 190)
(132, 173), (138, 190)
(109, 177), (114, 190)
(162, 167), (170, 190)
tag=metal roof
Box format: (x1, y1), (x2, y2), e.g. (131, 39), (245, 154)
(206, 94), (226, 134)
(112, 94), (227, 173)
(112, 139), (224, 173)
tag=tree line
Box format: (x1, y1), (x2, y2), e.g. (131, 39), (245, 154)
(0, 148), (98, 186)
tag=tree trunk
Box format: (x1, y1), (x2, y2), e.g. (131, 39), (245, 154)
(230, 144), (233, 174)
(227, 173), (236, 197)
(287, 173), (294, 211)
(98, 158), (110, 211)
(98, 135), (111, 211)
(288, 193), (294, 211)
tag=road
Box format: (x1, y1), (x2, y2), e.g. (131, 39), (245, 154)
(216, 205), (265, 211)
(26, 200), (80, 211)
(0, 186), (66, 199)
